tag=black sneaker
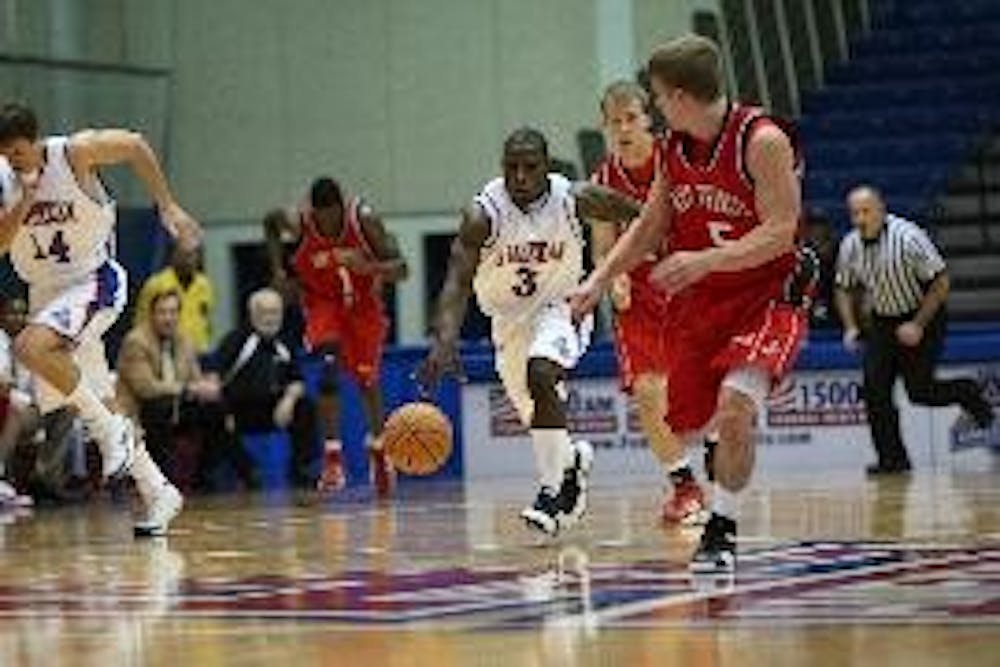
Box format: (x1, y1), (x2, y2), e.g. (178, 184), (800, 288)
(690, 513), (737, 573)
(556, 441), (594, 529)
(521, 487), (561, 536)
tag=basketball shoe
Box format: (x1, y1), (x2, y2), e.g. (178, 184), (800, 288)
(133, 483), (183, 538)
(690, 513), (736, 573)
(662, 477), (708, 526)
(555, 440), (594, 529)
(317, 441), (346, 494)
(0, 480), (32, 508)
(521, 487), (561, 536)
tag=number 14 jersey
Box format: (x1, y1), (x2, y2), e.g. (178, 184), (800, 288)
(0, 137), (116, 289)
(472, 174), (584, 322)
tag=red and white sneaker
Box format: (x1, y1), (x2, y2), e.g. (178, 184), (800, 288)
(367, 437), (395, 498)
(662, 478), (708, 526)
(317, 441), (346, 494)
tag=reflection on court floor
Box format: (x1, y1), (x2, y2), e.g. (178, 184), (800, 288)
(0, 472), (998, 665)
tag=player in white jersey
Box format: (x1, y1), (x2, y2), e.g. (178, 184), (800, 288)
(0, 102), (201, 535)
(417, 128), (642, 535)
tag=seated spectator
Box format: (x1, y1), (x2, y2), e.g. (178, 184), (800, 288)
(117, 289), (250, 493)
(135, 243), (215, 353)
(0, 297), (93, 503)
(217, 288), (317, 488)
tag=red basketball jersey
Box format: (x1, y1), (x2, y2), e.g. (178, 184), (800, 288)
(591, 139), (663, 207)
(663, 104), (796, 294)
(292, 197), (381, 310)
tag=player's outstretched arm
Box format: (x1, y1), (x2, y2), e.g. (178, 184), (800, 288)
(569, 177), (671, 319)
(68, 129), (202, 250)
(357, 205), (409, 283)
(415, 204), (489, 391)
(577, 184), (643, 313)
(431, 204), (488, 343)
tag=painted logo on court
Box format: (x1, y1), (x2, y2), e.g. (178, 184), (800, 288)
(0, 541), (996, 629)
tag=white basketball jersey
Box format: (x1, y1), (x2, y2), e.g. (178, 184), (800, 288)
(3, 137), (116, 286)
(472, 174), (584, 320)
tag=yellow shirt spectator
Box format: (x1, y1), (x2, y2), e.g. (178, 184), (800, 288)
(135, 247), (214, 352)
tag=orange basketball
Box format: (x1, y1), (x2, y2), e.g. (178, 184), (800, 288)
(383, 402), (454, 476)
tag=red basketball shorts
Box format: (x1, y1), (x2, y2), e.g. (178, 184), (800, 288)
(666, 276), (808, 434)
(303, 300), (388, 389)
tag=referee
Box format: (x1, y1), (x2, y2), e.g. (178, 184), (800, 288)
(834, 185), (994, 475)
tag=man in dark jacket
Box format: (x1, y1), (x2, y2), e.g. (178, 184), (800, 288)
(217, 288), (317, 488)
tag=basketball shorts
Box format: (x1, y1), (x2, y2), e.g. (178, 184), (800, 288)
(303, 300), (388, 388)
(493, 302), (594, 426)
(667, 276), (809, 435)
(28, 260), (127, 414)
(613, 271), (672, 392)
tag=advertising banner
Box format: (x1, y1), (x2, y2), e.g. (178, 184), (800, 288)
(461, 364), (1000, 481)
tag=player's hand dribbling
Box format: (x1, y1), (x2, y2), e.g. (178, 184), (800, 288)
(415, 337), (466, 395)
(650, 250), (718, 294)
(160, 202), (203, 251)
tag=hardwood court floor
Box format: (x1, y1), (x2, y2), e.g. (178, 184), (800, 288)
(1, 468), (998, 666)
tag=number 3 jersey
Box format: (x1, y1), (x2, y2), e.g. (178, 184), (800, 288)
(0, 137), (116, 288)
(472, 174), (584, 323)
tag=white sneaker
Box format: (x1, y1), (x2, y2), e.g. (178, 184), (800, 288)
(102, 416), (137, 480)
(521, 487), (561, 536)
(0, 480), (32, 508)
(134, 483), (183, 538)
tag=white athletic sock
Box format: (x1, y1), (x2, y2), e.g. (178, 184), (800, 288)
(66, 381), (116, 449)
(531, 428), (573, 490)
(666, 456), (691, 475)
(712, 484), (740, 520)
(131, 445), (169, 503)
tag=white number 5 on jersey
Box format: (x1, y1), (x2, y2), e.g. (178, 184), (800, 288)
(708, 221), (737, 247)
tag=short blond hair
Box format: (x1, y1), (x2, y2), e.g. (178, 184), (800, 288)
(600, 80), (649, 117)
(647, 34), (724, 103)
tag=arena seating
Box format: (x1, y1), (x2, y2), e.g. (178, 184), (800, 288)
(800, 0), (1000, 319)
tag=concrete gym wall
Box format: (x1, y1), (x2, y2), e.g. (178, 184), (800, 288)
(167, 0), (602, 221)
(0, 0), (720, 341)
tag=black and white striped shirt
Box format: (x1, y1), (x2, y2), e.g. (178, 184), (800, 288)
(835, 213), (946, 317)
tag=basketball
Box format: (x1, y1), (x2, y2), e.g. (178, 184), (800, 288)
(382, 402), (453, 476)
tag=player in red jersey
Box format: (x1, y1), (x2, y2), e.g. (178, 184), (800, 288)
(589, 80), (707, 525)
(572, 35), (811, 572)
(265, 177), (408, 497)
